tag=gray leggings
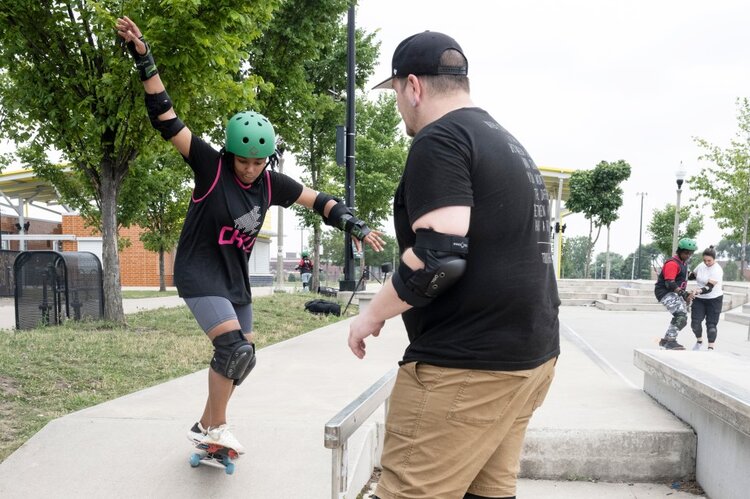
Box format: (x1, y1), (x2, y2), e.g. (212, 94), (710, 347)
(184, 296), (253, 334)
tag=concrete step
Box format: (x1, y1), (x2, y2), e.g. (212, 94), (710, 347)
(558, 292), (607, 300)
(724, 311), (750, 326)
(617, 286), (654, 297)
(557, 286), (620, 294)
(560, 298), (599, 306)
(521, 333), (695, 482)
(606, 293), (655, 304)
(595, 300), (664, 312)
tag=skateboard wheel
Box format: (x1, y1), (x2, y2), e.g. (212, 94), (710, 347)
(224, 462), (235, 475)
(189, 453), (201, 467)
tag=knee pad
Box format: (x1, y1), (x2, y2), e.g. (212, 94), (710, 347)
(211, 330), (256, 386)
(671, 312), (687, 330)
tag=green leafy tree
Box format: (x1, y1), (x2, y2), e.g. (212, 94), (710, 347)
(594, 252), (625, 279)
(561, 235), (591, 279)
(646, 204), (703, 259)
(255, 11), (380, 293)
(127, 148), (191, 291)
(692, 97), (750, 279)
(565, 160), (631, 278)
(623, 243), (658, 280)
(723, 260), (739, 281)
(715, 238), (749, 262)
(0, 1), (276, 322)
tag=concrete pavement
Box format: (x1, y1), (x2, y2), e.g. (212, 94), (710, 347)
(0, 291), (729, 498)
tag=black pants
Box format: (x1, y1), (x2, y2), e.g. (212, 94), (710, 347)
(691, 295), (723, 343)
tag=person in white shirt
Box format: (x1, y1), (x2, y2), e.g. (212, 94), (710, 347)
(689, 246), (723, 350)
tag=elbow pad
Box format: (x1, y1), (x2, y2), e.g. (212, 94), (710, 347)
(144, 91), (185, 140)
(665, 280), (678, 292)
(392, 229), (469, 307)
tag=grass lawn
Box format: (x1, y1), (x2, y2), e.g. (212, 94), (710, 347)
(0, 291), (353, 462)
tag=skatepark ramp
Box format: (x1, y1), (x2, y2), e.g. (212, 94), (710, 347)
(13, 250), (103, 329)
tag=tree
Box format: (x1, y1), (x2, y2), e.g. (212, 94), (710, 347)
(127, 148), (191, 291)
(646, 203), (703, 258)
(565, 160), (631, 278)
(692, 98), (750, 279)
(0, 1), (276, 322)
(715, 238), (750, 262)
(594, 251), (625, 279)
(723, 260), (739, 281)
(252, 8), (381, 293)
(623, 243), (658, 280)
(561, 235), (591, 279)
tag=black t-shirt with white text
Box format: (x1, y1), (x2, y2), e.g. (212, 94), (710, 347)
(174, 135), (302, 304)
(394, 107), (560, 371)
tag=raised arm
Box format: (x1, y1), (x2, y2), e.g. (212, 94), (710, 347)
(295, 186), (385, 252)
(115, 16), (192, 157)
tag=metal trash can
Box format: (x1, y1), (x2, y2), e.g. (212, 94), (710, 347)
(14, 251), (104, 330)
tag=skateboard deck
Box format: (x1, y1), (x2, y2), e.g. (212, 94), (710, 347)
(189, 442), (240, 474)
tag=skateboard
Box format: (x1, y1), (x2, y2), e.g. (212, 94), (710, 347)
(189, 442), (240, 474)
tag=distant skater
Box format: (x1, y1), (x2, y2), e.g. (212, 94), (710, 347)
(654, 238), (698, 350)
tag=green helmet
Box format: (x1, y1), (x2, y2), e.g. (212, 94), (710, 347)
(301, 250), (309, 258)
(225, 111), (276, 158)
(677, 238), (698, 252)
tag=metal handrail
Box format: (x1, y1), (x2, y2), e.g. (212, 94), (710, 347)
(324, 367), (398, 499)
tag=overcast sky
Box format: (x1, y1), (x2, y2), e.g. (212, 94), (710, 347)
(4, 1), (750, 262)
(353, 0), (750, 258)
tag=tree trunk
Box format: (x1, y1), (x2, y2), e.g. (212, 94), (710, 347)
(100, 164), (125, 323)
(312, 224), (321, 293)
(605, 225), (611, 279)
(742, 213), (749, 281)
(584, 219), (594, 278)
(158, 248), (166, 292)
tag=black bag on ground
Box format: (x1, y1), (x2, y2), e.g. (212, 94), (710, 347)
(304, 299), (341, 316)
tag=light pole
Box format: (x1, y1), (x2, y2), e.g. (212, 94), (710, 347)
(635, 192), (647, 279)
(671, 163), (687, 255)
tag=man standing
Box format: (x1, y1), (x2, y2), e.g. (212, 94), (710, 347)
(349, 32), (560, 499)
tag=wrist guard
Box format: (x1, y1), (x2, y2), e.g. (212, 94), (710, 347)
(699, 282), (714, 295)
(126, 36), (158, 81)
(316, 194), (371, 240)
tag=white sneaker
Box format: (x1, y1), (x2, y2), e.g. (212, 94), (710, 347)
(187, 422), (209, 444)
(692, 342), (703, 351)
(206, 424), (246, 454)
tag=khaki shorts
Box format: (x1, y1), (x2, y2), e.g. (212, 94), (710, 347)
(375, 357), (556, 499)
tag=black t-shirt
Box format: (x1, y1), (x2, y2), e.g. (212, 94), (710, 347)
(394, 107), (560, 371)
(174, 135), (303, 304)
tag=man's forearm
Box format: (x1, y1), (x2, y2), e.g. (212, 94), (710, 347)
(361, 279), (412, 324)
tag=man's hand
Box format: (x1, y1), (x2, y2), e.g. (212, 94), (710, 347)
(116, 16), (146, 56)
(348, 314), (385, 359)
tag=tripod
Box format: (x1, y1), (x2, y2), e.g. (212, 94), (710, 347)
(343, 267), (369, 315)
(342, 263), (392, 315)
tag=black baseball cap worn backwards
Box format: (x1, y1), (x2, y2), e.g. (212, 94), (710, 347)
(372, 31), (468, 90)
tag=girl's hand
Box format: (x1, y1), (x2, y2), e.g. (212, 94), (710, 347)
(115, 16), (146, 55)
(355, 230), (385, 253)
